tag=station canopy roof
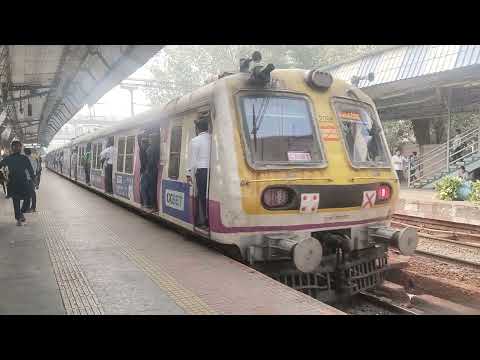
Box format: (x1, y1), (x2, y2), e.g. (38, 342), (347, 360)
(323, 45), (480, 121)
(0, 45), (163, 147)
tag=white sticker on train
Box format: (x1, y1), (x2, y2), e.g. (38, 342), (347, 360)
(165, 190), (185, 211)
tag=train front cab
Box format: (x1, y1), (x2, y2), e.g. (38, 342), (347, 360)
(210, 68), (418, 302)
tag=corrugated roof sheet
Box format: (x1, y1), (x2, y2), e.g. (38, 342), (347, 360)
(328, 45), (480, 88)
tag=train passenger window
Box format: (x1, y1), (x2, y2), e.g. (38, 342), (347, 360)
(92, 143), (98, 169)
(168, 126), (182, 179)
(91, 142), (103, 170)
(95, 143), (103, 169)
(239, 95), (324, 166)
(117, 137), (126, 172)
(332, 98), (389, 168)
(124, 136), (135, 173)
(116, 136), (135, 174)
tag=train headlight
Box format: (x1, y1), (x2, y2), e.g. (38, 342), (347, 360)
(305, 70), (333, 91)
(376, 184), (392, 201)
(262, 188), (291, 209)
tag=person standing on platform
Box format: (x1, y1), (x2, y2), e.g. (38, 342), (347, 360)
(21, 148), (38, 213)
(100, 138), (114, 194)
(0, 166), (7, 196)
(0, 141), (35, 226)
(35, 153), (42, 188)
(458, 166), (470, 181)
(392, 149), (406, 183)
(186, 117), (211, 229)
(409, 151), (418, 182)
(452, 129), (464, 162)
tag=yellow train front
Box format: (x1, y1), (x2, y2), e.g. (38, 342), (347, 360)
(211, 56), (418, 303)
(45, 52), (418, 304)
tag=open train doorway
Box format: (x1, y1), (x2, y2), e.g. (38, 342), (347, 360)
(138, 127), (160, 211)
(190, 113), (211, 234)
(103, 136), (114, 194)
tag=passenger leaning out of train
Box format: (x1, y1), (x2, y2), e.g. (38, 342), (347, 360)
(186, 117), (211, 229)
(100, 138), (114, 194)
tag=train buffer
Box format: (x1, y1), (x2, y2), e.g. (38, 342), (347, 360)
(0, 171), (343, 315)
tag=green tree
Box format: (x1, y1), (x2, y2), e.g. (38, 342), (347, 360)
(382, 120), (415, 152)
(143, 45), (388, 105)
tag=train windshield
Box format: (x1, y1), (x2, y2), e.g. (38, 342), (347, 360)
(240, 94), (324, 166)
(332, 98), (390, 168)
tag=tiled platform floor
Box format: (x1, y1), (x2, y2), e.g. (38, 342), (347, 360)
(0, 170), (342, 315)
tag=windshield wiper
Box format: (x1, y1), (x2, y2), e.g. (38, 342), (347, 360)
(252, 104), (258, 152)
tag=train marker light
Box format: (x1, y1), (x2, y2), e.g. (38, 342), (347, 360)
(376, 184), (391, 201)
(262, 188), (290, 208)
(305, 70), (333, 91)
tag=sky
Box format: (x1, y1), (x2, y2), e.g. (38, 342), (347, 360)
(76, 55), (159, 120)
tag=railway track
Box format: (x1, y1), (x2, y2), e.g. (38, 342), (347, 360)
(356, 291), (419, 315)
(392, 214), (480, 243)
(392, 214), (480, 268)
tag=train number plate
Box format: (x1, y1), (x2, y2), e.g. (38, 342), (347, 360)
(300, 193), (319, 213)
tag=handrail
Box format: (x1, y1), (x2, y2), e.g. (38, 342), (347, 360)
(240, 178), (334, 186)
(414, 127), (478, 163)
(408, 127), (480, 188)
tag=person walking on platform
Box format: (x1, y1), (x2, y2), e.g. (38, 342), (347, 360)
(0, 141), (35, 226)
(186, 117), (211, 229)
(21, 148), (38, 213)
(100, 138), (114, 194)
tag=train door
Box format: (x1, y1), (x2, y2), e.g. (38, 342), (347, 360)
(189, 110), (211, 235)
(105, 136), (114, 194)
(137, 127), (160, 210)
(73, 146), (78, 180)
(85, 142), (91, 185)
(78, 145), (84, 182)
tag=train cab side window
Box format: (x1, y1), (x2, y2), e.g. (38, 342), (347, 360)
(332, 98), (389, 167)
(168, 126), (183, 180)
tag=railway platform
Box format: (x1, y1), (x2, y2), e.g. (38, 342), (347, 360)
(0, 170), (343, 315)
(397, 188), (480, 226)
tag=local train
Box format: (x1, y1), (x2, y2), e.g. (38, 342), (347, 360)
(47, 53), (418, 303)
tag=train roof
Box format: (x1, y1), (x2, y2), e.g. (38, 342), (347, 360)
(48, 68), (356, 154)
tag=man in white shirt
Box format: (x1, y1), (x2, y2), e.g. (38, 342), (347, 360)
(100, 138), (114, 194)
(187, 118), (211, 229)
(391, 149), (406, 183)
